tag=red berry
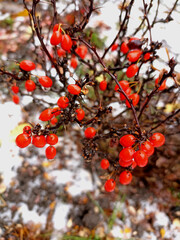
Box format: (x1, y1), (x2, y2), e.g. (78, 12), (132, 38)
(84, 127), (96, 139)
(129, 37), (139, 42)
(57, 48), (66, 57)
(16, 133), (31, 148)
(125, 93), (140, 108)
(119, 134), (136, 147)
(144, 52), (151, 61)
(126, 64), (139, 78)
(119, 171), (132, 185)
(140, 141), (154, 157)
(149, 133), (165, 147)
(128, 38), (142, 50)
(119, 147), (135, 162)
(32, 135), (46, 148)
(19, 60), (36, 71)
(76, 108), (85, 121)
(155, 78), (166, 91)
(120, 87), (131, 101)
(57, 96), (69, 108)
(50, 117), (58, 125)
(46, 133), (58, 145)
(104, 179), (116, 192)
(99, 80), (107, 91)
(114, 80), (129, 92)
(25, 80), (36, 92)
(61, 34), (72, 51)
(39, 108), (54, 121)
(70, 57), (78, 69)
(75, 45), (88, 59)
(52, 107), (61, 116)
(120, 42), (129, 54)
(111, 43), (118, 51)
(53, 24), (62, 32)
(134, 150), (148, 167)
(131, 161), (137, 169)
(11, 85), (19, 94)
(23, 126), (31, 135)
(100, 159), (110, 169)
(127, 49), (142, 62)
(67, 84), (81, 95)
(119, 158), (133, 167)
(39, 76), (53, 88)
(45, 146), (56, 159)
(50, 31), (62, 45)
(12, 95), (19, 104)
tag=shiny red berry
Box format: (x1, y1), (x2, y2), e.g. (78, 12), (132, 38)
(11, 85), (19, 94)
(119, 158), (133, 167)
(45, 146), (56, 159)
(39, 76), (53, 88)
(144, 52), (151, 61)
(23, 126), (31, 135)
(75, 45), (88, 59)
(149, 133), (165, 147)
(119, 147), (135, 162)
(50, 117), (58, 125)
(53, 24), (62, 32)
(119, 134), (136, 147)
(57, 48), (66, 57)
(104, 179), (116, 192)
(25, 80), (36, 92)
(114, 80), (129, 92)
(76, 108), (85, 121)
(127, 49), (142, 62)
(119, 171), (132, 185)
(50, 31), (62, 45)
(125, 93), (140, 108)
(67, 84), (81, 95)
(111, 43), (118, 51)
(70, 57), (78, 69)
(140, 141), (154, 157)
(120, 87), (131, 101)
(131, 161), (137, 169)
(32, 135), (46, 148)
(19, 60), (36, 71)
(84, 127), (96, 139)
(57, 96), (69, 108)
(120, 42), (129, 54)
(16, 133), (31, 148)
(61, 34), (72, 51)
(12, 95), (19, 104)
(134, 150), (148, 167)
(99, 80), (107, 91)
(100, 159), (110, 169)
(126, 64), (139, 78)
(39, 108), (54, 121)
(129, 37), (139, 42)
(46, 134), (58, 145)
(155, 78), (166, 91)
(52, 107), (61, 116)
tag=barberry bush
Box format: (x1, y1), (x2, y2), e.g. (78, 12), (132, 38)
(0, 0), (180, 194)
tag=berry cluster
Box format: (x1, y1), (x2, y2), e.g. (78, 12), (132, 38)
(15, 126), (58, 160)
(111, 37), (167, 91)
(101, 132), (165, 192)
(50, 23), (88, 69)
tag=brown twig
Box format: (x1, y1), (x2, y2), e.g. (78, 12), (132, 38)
(150, 109), (180, 131)
(79, 38), (142, 136)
